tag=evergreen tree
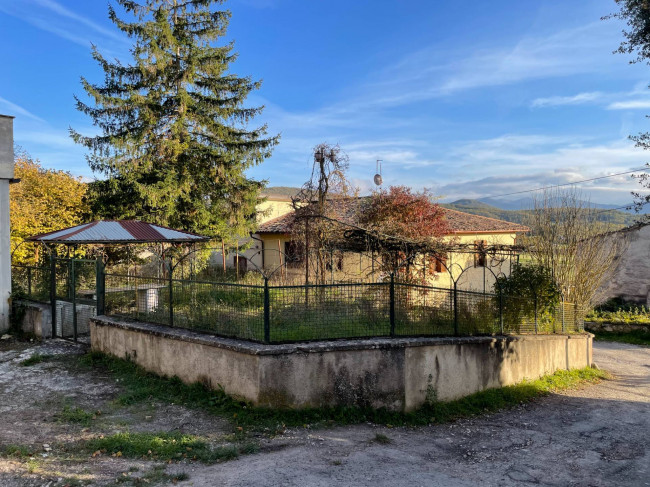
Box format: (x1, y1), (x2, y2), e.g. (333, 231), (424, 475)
(71, 0), (278, 238)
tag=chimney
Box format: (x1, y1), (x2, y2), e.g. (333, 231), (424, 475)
(0, 114), (14, 333)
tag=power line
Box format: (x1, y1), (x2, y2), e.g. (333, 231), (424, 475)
(594, 200), (649, 215)
(479, 166), (650, 200)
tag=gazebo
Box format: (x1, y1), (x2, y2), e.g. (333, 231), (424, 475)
(24, 221), (210, 330)
(27, 220), (209, 246)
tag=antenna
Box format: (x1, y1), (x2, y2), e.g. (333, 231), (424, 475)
(374, 160), (383, 186)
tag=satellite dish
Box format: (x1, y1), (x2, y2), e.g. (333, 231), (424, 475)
(374, 160), (383, 186)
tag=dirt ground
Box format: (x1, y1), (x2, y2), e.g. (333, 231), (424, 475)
(0, 339), (648, 486)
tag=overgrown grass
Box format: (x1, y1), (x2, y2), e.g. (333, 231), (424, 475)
(80, 351), (608, 432)
(593, 329), (650, 346)
(2, 444), (33, 458)
(19, 353), (51, 367)
(86, 432), (251, 463)
(587, 298), (650, 325)
(58, 405), (95, 426)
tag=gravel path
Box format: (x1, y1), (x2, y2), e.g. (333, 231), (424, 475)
(179, 341), (650, 487)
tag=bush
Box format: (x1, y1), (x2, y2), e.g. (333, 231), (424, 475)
(495, 264), (560, 331)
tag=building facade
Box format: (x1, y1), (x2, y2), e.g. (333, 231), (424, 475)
(217, 196), (528, 293)
(598, 222), (650, 306)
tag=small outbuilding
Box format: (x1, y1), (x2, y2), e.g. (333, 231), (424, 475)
(598, 222), (650, 306)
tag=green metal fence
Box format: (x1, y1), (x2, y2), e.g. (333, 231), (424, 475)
(101, 268), (583, 344)
(12, 258), (97, 341)
(12, 259), (583, 344)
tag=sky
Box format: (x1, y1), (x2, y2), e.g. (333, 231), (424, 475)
(1, 0), (650, 206)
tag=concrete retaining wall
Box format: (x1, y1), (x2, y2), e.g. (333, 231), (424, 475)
(14, 300), (96, 338)
(90, 316), (593, 412)
(18, 301), (52, 338)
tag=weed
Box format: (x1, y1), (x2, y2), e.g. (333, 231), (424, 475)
(3, 444), (33, 458)
(26, 458), (40, 474)
(331, 459), (342, 466)
(116, 465), (190, 485)
(373, 433), (391, 444)
(85, 432), (245, 464)
(19, 353), (51, 367)
(58, 406), (95, 426)
(80, 351), (609, 431)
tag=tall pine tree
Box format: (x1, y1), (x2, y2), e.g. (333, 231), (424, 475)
(71, 0), (278, 238)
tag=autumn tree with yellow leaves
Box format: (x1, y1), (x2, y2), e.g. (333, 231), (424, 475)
(10, 149), (88, 264)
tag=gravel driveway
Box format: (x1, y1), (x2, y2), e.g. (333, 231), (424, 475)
(179, 341), (650, 487)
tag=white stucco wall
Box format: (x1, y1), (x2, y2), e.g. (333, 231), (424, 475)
(598, 224), (650, 306)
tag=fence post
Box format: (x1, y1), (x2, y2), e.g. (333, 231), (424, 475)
(168, 261), (174, 327)
(453, 282), (459, 336)
(561, 301), (566, 333)
(264, 278), (270, 343)
(96, 258), (105, 316)
(50, 257), (57, 338)
(499, 291), (504, 334)
(534, 293), (538, 334)
(71, 259), (77, 342)
(27, 267), (32, 297)
(389, 273), (395, 337)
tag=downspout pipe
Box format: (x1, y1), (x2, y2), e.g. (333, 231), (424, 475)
(250, 233), (265, 270)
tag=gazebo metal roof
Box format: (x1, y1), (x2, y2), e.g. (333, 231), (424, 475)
(27, 220), (209, 245)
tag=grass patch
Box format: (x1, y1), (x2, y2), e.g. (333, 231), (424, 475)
(373, 433), (391, 444)
(116, 465), (189, 485)
(593, 329), (650, 346)
(80, 351), (608, 432)
(58, 405), (95, 426)
(587, 298), (650, 325)
(19, 353), (51, 366)
(86, 432), (244, 463)
(2, 444), (33, 458)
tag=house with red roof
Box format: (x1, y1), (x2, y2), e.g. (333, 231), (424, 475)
(220, 195), (528, 292)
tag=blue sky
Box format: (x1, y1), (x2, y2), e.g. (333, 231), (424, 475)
(1, 0), (650, 205)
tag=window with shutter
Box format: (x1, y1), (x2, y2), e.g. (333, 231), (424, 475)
(474, 240), (487, 267)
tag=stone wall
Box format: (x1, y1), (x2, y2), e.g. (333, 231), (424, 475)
(91, 316), (593, 412)
(585, 321), (649, 334)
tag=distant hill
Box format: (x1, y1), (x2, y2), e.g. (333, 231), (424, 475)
(479, 196), (636, 213)
(442, 199), (646, 227)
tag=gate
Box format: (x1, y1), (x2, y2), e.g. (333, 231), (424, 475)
(51, 257), (98, 341)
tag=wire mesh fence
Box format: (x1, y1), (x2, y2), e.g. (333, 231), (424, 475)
(100, 269), (583, 343)
(11, 259), (97, 340)
(12, 258), (583, 344)
(104, 273), (266, 341)
(11, 264), (51, 303)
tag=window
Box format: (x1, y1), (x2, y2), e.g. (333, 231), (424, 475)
(474, 240), (487, 267)
(428, 253), (448, 274)
(284, 241), (303, 266)
(435, 253), (447, 273)
(326, 254), (344, 272)
(233, 255), (247, 273)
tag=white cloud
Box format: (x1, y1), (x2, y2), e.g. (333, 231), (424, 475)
(0, 96), (44, 122)
(531, 92), (605, 108)
(361, 21), (624, 109)
(0, 0), (128, 52)
(33, 0), (124, 43)
(607, 100), (650, 110)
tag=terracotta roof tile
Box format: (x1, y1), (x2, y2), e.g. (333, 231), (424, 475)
(257, 198), (528, 235)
